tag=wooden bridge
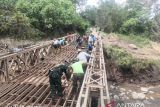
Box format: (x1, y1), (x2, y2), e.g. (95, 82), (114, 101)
(0, 31), (110, 107)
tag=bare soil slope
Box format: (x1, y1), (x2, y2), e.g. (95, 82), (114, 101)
(103, 34), (160, 60)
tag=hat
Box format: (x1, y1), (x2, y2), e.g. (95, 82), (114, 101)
(77, 49), (82, 52)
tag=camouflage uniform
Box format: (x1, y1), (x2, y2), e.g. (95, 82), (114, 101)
(48, 65), (70, 98)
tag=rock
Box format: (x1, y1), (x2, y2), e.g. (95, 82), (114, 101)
(132, 92), (146, 100)
(120, 92), (125, 96)
(138, 93), (146, 100)
(109, 93), (112, 96)
(137, 85), (140, 88)
(129, 44), (138, 49)
(132, 92), (139, 99)
(120, 88), (126, 92)
(123, 95), (129, 100)
(150, 97), (154, 100)
(149, 91), (154, 94)
(114, 95), (119, 100)
(126, 97), (129, 100)
(110, 85), (115, 89)
(143, 100), (152, 104)
(115, 86), (119, 90)
(148, 86), (154, 89)
(128, 90), (132, 92)
(130, 79), (134, 83)
(142, 91), (148, 94)
(141, 87), (149, 92)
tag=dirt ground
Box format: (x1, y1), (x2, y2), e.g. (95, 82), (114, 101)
(103, 34), (160, 60)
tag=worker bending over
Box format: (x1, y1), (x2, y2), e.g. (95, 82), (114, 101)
(69, 60), (85, 93)
(48, 63), (70, 98)
(53, 39), (61, 49)
(76, 49), (93, 72)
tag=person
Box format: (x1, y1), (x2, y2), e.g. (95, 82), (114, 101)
(76, 36), (83, 49)
(59, 38), (64, 46)
(88, 35), (93, 45)
(76, 49), (91, 63)
(69, 60), (85, 93)
(48, 63), (70, 98)
(83, 35), (88, 44)
(87, 42), (93, 52)
(53, 39), (60, 49)
(9, 47), (22, 53)
(76, 49), (93, 72)
(92, 34), (97, 45)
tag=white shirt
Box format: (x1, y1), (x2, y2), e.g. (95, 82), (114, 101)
(88, 36), (93, 43)
(76, 52), (91, 63)
(53, 40), (59, 45)
(10, 48), (22, 53)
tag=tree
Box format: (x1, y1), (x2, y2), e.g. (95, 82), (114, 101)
(0, 0), (89, 39)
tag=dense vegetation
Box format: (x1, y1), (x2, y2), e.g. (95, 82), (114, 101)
(0, 0), (89, 40)
(81, 0), (160, 41)
(106, 45), (153, 71)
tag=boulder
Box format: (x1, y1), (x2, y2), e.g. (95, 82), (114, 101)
(114, 95), (119, 100)
(120, 88), (126, 92)
(150, 97), (154, 100)
(129, 44), (138, 50)
(110, 85), (115, 89)
(143, 100), (152, 104)
(132, 92), (146, 100)
(132, 92), (139, 99)
(149, 91), (154, 94)
(138, 93), (146, 100)
(141, 87), (149, 93)
(120, 92), (125, 96)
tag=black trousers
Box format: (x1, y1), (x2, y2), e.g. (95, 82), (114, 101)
(49, 78), (62, 98)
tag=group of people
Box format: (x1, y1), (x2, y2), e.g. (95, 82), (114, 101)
(76, 34), (96, 52)
(52, 37), (67, 50)
(48, 33), (97, 99)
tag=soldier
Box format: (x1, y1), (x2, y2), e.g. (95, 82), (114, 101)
(48, 63), (70, 98)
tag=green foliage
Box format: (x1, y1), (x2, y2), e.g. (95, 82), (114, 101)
(120, 18), (140, 34)
(0, 0), (18, 11)
(106, 45), (153, 72)
(0, 10), (34, 39)
(82, 0), (159, 40)
(0, 0), (88, 40)
(117, 34), (150, 47)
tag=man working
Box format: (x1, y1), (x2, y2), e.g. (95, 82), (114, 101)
(87, 41), (93, 53)
(48, 63), (70, 98)
(70, 60), (85, 93)
(76, 36), (83, 49)
(76, 49), (92, 63)
(76, 49), (93, 73)
(59, 38), (65, 46)
(88, 35), (93, 45)
(53, 39), (61, 49)
(92, 34), (97, 45)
